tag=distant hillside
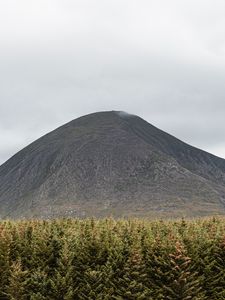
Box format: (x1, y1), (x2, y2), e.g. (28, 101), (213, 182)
(0, 111), (225, 218)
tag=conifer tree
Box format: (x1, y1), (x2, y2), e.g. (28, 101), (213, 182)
(112, 248), (153, 300)
(199, 237), (225, 300)
(42, 240), (75, 300)
(5, 260), (28, 300)
(143, 240), (172, 299)
(163, 241), (205, 300)
(0, 228), (11, 299)
(24, 269), (48, 300)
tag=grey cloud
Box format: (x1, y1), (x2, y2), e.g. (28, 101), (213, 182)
(1, 0), (225, 165)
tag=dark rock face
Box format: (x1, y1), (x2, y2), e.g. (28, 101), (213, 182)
(0, 111), (225, 218)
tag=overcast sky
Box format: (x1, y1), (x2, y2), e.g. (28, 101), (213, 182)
(1, 0), (225, 165)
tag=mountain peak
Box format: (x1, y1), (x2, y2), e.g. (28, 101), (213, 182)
(0, 111), (225, 219)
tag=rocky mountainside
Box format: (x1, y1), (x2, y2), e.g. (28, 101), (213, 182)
(0, 111), (225, 219)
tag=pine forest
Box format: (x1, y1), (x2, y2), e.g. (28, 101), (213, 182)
(0, 217), (224, 299)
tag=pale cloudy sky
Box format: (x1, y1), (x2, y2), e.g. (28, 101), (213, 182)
(1, 0), (225, 165)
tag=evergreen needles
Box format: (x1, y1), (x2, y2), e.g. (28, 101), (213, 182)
(0, 217), (224, 299)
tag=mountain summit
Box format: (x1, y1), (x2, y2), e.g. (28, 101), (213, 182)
(1, 111), (225, 218)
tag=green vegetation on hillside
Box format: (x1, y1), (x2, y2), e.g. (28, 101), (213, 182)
(0, 217), (224, 299)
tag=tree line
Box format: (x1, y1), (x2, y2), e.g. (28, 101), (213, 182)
(0, 217), (224, 299)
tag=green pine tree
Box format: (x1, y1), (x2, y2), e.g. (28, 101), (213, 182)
(163, 241), (205, 300)
(4, 260), (28, 300)
(112, 248), (153, 300)
(0, 228), (11, 299)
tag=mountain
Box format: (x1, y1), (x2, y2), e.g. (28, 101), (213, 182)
(0, 111), (225, 219)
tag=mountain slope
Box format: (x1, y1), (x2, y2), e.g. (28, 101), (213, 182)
(0, 111), (225, 218)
